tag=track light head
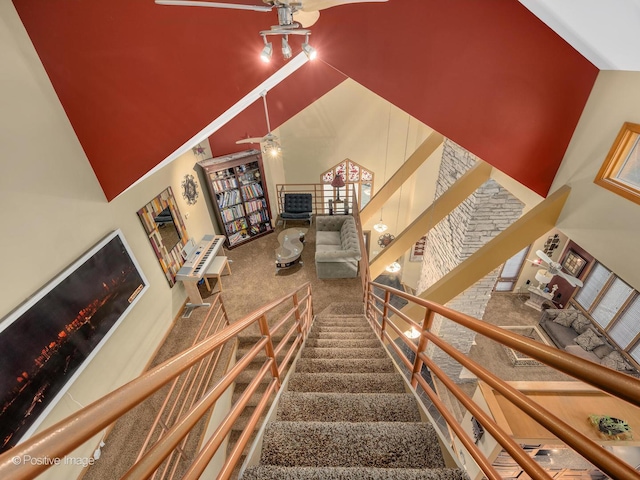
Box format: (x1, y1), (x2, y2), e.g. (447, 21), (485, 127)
(260, 38), (273, 62)
(281, 36), (292, 59)
(302, 35), (317, 60)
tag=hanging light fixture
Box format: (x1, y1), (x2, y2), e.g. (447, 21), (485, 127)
(386, 261), (401, 273)
(374, 215), (388, 233)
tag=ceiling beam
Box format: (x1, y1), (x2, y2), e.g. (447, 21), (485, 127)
(369, 161), (492, 279)
(359, 131), (444, 225)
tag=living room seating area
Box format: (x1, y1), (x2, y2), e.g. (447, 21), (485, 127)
(539, 308), (638, 376)
(314, 215), (362, 279)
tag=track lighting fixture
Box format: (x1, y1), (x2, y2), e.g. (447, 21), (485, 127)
(260, 39), (273, 63)
(259, 31), (316, 62)
(281, 36), (292, 59)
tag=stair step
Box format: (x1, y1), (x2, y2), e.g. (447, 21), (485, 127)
(307, 330), (377, 340)
(310, 325), (373, 333)
(235, 369), (274, 386)
(276, 392), (421, 423)
(295, 358), (395, 373)
(314, 317), (368, 326)
(305, 338), (381, 348)
(259, 421), (445, 469)
(287, 373), (406, 394)
(301, 347), (388, 359)
(241, 465), (469, 480)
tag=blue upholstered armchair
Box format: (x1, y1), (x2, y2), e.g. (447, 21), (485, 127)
(279, 193), (313, 228)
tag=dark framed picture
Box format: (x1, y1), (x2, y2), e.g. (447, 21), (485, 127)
(0, 230), (148, 452)
(562, 250), (587, 278)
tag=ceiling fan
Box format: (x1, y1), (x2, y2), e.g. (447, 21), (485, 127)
(532, 249), (584, 288)
(154, 1), (388, 29)
(236, 90), (282, 157)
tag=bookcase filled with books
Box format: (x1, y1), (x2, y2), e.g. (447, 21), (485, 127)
(198, 149), (273, 248)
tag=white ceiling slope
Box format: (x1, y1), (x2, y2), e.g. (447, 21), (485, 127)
(519, 0), (640, 71)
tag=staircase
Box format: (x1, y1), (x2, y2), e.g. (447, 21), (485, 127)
(241, 307), (469, 479)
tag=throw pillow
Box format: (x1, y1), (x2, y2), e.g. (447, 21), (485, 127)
(553, 313), (576, 328)
(571, 315), (592, 335)
(601, 351), (634, 372)
(574, 328), (605, 351)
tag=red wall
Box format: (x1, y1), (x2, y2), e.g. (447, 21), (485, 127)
(13, 0), (598, 200)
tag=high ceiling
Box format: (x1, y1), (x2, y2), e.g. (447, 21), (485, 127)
(12, 0), (601, 200)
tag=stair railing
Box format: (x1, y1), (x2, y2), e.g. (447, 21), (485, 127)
(0, 283), (313, 480)
(365, 281), (640, 480)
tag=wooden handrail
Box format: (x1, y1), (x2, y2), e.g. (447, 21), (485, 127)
(0, 283), (312, 480)
(365, 281), (640, 480)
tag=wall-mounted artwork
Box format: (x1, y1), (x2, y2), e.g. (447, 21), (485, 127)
(137, 187), (189, 286)
(0, 230), (147, 453)
(562, 249), (587, 278)
(410, 236), (427, 262)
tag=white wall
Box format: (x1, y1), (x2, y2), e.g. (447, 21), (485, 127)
(551, 71), (640, 292)
(0, 4), (216, 477)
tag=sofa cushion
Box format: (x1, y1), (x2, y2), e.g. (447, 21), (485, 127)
(565, 344), (600, 363)
(574, 328), (605, 351)
(540, 320), (578, 349)
(571, 315), (591, 334)
(601, 351), (634, 372)
(593, 344), (614, 359)
(316, 230), (341, 246)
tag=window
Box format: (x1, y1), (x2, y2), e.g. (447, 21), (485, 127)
(495, 246), (529, 292)
(321, 159), (374, 212)
(594, 122), (640, 205)
(571, 261), (639, 366)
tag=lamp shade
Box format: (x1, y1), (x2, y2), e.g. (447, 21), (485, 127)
(331, 175), (345, 188)
(535, 269), (554, 286)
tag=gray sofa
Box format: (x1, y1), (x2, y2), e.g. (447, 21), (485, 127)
(539, 308), (638, 375)
(315, 215), (361, 279)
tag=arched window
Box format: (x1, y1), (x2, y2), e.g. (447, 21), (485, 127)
(320, 159), (374, 212)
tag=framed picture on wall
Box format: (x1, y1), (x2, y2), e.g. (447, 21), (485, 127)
(562, 250), (587, 278)
(410, 236), (427, 262)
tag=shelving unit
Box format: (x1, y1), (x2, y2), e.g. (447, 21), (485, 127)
(198, 150), (273, 248)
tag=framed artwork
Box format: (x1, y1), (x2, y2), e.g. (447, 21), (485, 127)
(562, 250), (587, 278)
(137, 187), (190, 286)
(595, 122), (640, 205)
(410, 236), (427, 262)
(0, 230), (147, 452)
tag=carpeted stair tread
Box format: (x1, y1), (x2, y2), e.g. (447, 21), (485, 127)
(241, 466), (469, 480)
(301, 347), (388, 359)
(314, 317), (368, 325)
(295, 358), (395, 373)
(287, 373), (406, 393)
(259, 421), (445, 469)
(316, 302), (365, 317)
(308, 330), (377, 339)
(310, 325), (374, 333)
(235, 369), (274, 385)
(276, 392), (422, 422)
(305, 338), (381, 348)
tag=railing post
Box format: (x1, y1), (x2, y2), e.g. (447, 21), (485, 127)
(380, 290), (391, 340)
(411, 308), (435, 389)
(257, 314), (281, 388)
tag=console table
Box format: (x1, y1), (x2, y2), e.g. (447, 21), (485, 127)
(524, 285), (554, 311)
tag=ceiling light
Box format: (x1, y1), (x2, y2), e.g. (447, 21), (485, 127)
(260, 39), (273, 63)
(373, 214), (388, 233)
(281, 36), (292, 59)
(404, 327), (421, 339)
(386, 261), (401, 273)
(302, 41), (317, 60)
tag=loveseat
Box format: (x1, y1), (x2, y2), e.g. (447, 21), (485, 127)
(315, 215), (361, 279)
(539, 309), (638, 375)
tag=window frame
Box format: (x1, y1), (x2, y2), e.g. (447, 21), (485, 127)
(594, 121), (640, 205)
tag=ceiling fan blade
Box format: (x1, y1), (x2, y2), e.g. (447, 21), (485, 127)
(236, 137), (264, 144)
(293, 10), (320, 27)
(558, 270), (584, 288)
(155, 0), (273, 12)
(301, 0), (387, 12)
(535, 249), (554, 266)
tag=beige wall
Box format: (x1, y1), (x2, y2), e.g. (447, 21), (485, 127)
(551, 71), (640, 292)
(0, 4), (216, 477)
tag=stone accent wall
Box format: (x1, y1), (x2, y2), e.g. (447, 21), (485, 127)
(416, 139), (524, 381)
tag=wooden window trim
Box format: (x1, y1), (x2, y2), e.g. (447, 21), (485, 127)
(594, 121), (640, 205)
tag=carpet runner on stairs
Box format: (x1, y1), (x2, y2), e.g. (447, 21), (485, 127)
(241, 311), (469, 480)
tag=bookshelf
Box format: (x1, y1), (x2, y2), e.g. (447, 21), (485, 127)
(198, 149), (273, 248)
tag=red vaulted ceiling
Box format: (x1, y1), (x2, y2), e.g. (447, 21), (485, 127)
(12, 0), (598, 201)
